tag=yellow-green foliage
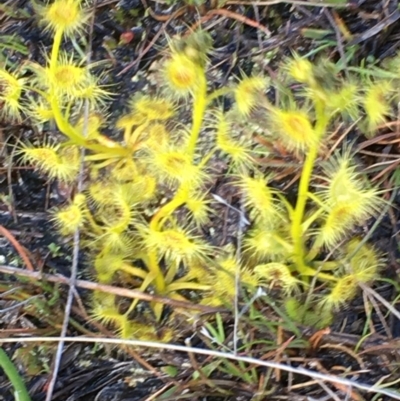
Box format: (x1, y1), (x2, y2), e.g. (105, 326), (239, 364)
(6, 0), (396, 335)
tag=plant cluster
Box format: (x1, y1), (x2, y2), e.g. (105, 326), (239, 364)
(3, 0), (396, 336)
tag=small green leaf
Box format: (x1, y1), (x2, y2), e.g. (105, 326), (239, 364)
(301, 28), (333, 40)
(161, 365), (178, 377)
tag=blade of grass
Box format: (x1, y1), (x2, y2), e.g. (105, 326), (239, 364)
(0, 347), (31, 401)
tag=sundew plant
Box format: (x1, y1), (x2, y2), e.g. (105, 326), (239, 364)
(2, 0), (396, 337)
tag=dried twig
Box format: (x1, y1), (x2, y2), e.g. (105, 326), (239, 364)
(0, 264), (224, 313)
(360, 283), (400, 323)
(0, 225), (34, 271)
(1, 336), (399, 400)
(189, 7), (271, 36)
(226, 0), (349, 6)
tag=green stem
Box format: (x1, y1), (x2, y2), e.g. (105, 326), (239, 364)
(301, 269), (337, 282)
(306, 235), (324, 262)
(124, 271), (157, 316)
(49, 28), (128, 157)
(0, 347), (31, 401)
(49, 28), (86, 145)
(187, 74), (207, 159)
(206, 86), (232, 104)
(120, 263), (148, 280)
(50, 29), (63, 68)
(147, 251), (166, 293)
(150, 186), (189, 231)
(146, 69), (208, 296)
(167, 282), (211, 292)
(291, 102), (330, 275)
(149, 74), (208, 230)
(290, 143), (320, 275)
(84, 209), (103, 235)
